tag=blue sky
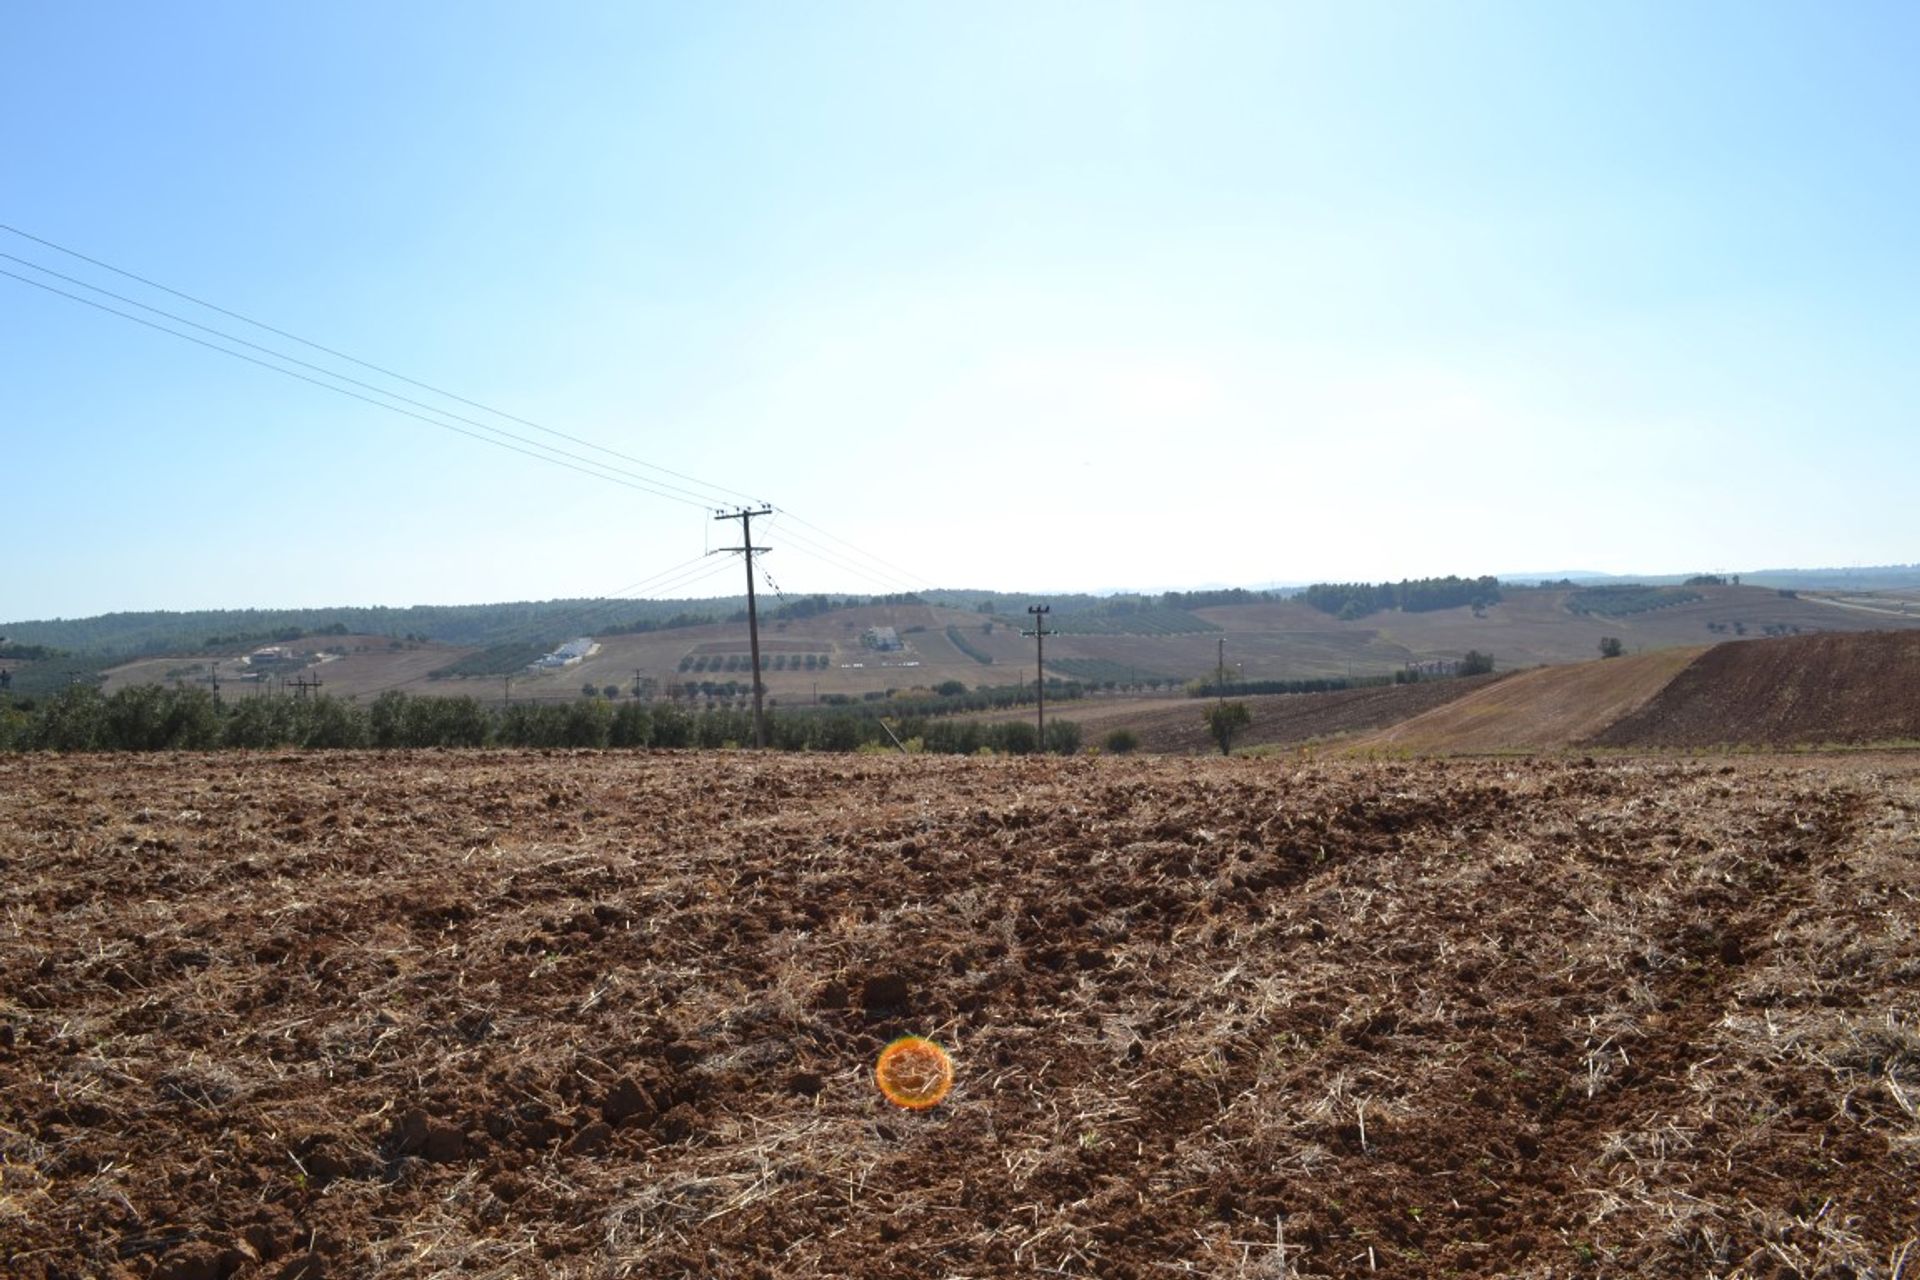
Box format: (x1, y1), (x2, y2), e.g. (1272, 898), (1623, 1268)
(4, 1), (1916, 618)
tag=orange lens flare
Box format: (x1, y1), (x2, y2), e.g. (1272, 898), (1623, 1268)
(874, 1036), (954, 1110)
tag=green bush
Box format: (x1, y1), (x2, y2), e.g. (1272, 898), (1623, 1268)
(610, 702), (651, 747)
(1459, 650), (1495, 676)
(1205, 701), (1252, 756)
(31, 685), (106, 751)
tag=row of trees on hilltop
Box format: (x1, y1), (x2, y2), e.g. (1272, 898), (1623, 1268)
(1302, 576), (1503, 620)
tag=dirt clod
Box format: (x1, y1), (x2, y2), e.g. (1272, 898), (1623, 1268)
(566, 1120), (612, 1156)
(602, 1073), (656, 1125)
(150, 1243), (225, 1280)
(858, 972), (912, 1012)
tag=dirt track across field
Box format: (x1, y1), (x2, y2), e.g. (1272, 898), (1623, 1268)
(1591, 630), (1920, 749)
(2, 750), (1916, 1279)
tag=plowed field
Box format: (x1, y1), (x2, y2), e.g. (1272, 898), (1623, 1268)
(2, 751), (1916, 1279)
(1592, 630), (1920, 749)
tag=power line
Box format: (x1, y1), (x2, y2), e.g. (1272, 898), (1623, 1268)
(762, 521), (922, 595)
(772, 506), (935, 591)
(1, 251), (741, 511)
(0, 222), (769, 508)
(1, 267), (716, 508)
(1, 227), (949, 598)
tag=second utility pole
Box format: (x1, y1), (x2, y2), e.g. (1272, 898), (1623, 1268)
(715, 506), (774, 748)
(1025, 604), (1052, 747)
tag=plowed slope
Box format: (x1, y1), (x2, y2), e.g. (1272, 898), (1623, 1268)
(1592, 629), (1920, 748)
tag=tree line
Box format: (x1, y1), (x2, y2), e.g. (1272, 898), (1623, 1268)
(0, 684), (1084, 756)
(1301, 576), (1503, 620)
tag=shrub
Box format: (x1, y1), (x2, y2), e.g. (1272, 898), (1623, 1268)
(610, 702), (651, 747)
(1043, 719), (1083, 756)
(1103, 728), (1140, 754)
(1205, 701), (1252, 756)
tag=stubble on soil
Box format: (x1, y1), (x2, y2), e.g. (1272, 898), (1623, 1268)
(1, 750), (1916, 1279)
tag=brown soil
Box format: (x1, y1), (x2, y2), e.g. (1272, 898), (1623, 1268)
(1591, 630), (1920, 749)
(2, 750), (1916, 1278)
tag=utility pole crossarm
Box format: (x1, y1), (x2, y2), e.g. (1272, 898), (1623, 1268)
(714, 506), (775, 749)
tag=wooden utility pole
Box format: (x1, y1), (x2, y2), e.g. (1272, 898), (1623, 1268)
(289, 674), (322, 700)
(1217, 638), (1226, 702)
(715, 506), (774, 748)
(1024, 605), (1052, 746)
(502, 674), (512, 704)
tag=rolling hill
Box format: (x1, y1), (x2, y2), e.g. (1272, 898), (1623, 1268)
(17, 582), (1920, 716)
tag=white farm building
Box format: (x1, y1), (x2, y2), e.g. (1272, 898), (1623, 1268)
(533, 637), (596, 669)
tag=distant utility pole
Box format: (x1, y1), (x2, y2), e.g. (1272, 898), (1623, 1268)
(289, 674), (322, 700)
(715, 506), (774, 748)
(502, 674), (513, 704)
(206, 662), (221, 699)
(1217, 638), (1226, 702)
(1024, 605), (1052, 745)
(633, 668), (645, 699)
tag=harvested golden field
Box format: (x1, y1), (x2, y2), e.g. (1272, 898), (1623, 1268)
(2, 750), (1916, 1279)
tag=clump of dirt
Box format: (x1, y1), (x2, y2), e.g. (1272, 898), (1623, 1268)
(1, 749), (1916, 1278)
